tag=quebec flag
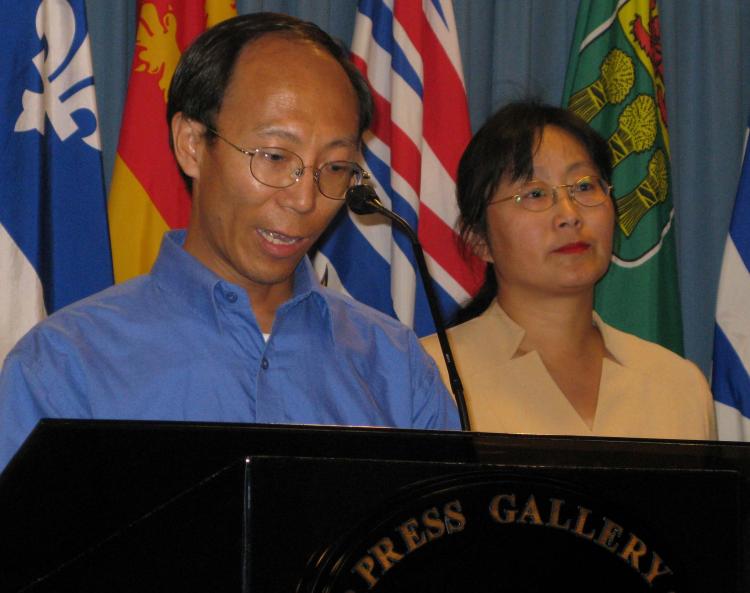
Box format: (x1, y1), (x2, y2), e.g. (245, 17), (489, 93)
(712, 118), (750, 440)
(0, 0), (112, 362)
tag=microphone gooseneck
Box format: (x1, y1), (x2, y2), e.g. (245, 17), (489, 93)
(345, 185), (472, 432)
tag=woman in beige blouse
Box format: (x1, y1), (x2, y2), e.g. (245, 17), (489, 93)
(421, 101), (716, 439)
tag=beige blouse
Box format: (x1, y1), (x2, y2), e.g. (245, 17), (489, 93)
(421, 302), (716, 439)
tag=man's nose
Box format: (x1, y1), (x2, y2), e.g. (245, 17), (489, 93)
(283, 167), (318, 213)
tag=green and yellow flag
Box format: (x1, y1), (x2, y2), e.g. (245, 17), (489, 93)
(562, 0), (683, 354)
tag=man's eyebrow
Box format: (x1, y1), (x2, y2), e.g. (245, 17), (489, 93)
(253, 126), (300, 143)
(327, 137), (359, 149)
(252, 126), (359, 149)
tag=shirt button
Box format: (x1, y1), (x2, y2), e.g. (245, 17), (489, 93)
(261, 358), (269, 370)
(226, 291), (238, 303)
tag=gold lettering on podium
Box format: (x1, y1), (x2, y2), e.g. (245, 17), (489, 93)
(347, 490), (676, 591)
(397, 518), (427, 552)
(517, 494), (544, 525)
(351, 499), (466, 589)
(489, 493), (516, 523)
(643, 551), (673, 584)
(444, 500), (466, 533)
(596, 517), (624, 552)
(572, 506), (597, 540)
(546, 498), (571, 530)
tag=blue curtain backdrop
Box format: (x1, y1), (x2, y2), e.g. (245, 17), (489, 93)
(84, 0), (750, 378)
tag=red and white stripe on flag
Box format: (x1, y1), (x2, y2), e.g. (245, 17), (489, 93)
(314, 0), (483, 336)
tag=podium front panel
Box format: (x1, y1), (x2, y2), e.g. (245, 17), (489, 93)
(0, 420), (747, 592)
(247, 457), (739, 593)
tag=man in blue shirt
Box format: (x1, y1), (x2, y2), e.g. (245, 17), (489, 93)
(0, 13), (459, 472)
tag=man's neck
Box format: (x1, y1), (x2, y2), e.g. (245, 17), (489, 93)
(246, 282), (294, 334)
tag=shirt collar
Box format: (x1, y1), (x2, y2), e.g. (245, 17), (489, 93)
(481, 301), (527, 360)
(280, 256), (335, 341)
(150, 230), (223, 324)
(591, 311), (625, 365)
(150, 230), (333, 337)
(481, 302), (624, 365)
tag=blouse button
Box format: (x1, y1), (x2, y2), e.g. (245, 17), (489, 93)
(226, 291), (238, 303)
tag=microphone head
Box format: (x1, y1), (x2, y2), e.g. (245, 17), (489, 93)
(345, 184), (380, 215)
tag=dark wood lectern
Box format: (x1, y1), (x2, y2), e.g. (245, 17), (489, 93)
(0, 420), (746, 592)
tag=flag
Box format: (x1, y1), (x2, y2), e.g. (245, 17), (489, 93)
(108, 0), (236, 283)
(562, 0), (683, 354)
(313, 0), (484, 336)
(0, 0), (112, 361)
(712, 120), (750, 440)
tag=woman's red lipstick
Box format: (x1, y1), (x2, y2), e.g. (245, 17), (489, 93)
(554, 242), (590, 254)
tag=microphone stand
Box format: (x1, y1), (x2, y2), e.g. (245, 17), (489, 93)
(346, 185), (471, 432)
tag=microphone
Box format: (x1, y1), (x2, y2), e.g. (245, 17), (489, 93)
(345, 185), (471, 432)
(345, 184), (382, 216)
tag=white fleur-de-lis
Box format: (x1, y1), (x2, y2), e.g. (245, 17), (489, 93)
(14, 0), (101, 150)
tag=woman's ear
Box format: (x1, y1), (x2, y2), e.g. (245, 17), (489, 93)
(171, 113), (202, 181)
(467, 231), (494, 263)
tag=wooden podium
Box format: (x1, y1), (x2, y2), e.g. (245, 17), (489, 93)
(0, 419), (746, 592)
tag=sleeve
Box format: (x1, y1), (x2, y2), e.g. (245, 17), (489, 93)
(0, 351), (48, 473)
(693, 363), (718, 440)
(409, 332), (461, 431)
(674, 357), (717, 441)
(707, 394), (718, 440)
(0, 335), (89, 474)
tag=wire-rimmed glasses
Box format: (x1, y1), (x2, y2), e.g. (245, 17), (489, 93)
(489, 175), (613, 212)
(207, 128), (367, 200)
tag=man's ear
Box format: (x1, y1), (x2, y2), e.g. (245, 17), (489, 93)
(171, 113), (203, 180)
(467, 231), (494, 263)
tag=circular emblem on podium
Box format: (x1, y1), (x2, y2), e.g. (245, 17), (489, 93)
(299, 472), (680, 593)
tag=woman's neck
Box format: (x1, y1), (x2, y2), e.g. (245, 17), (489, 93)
(497, 288), (607, 429)
(497, 288), (598, 355)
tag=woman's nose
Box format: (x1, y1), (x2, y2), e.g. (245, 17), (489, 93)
(553, 187), (582, 227)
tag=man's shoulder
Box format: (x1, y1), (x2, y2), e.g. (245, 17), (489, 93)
(10, 276), (156, 355)
(50, 274), (154, 320)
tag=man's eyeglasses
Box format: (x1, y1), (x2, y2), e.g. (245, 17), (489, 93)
(207, 128), (367, 200)
(489, 175), (613, 212)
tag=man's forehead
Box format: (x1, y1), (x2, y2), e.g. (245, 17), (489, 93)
(224, 34), (351, 102)
(236, 33), (328, 66)
(218, 33), (360, 136)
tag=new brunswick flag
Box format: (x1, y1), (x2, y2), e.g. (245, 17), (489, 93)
(108, 0), (236, 283)
(562, 0), (683, 354)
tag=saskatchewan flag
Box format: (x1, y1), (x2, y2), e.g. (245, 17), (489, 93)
(562, 0), (683, 354)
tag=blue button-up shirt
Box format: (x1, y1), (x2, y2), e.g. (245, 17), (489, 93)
(0, 231), (459, 471)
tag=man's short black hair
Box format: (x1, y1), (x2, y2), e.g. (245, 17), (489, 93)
(167, 12), (373, 190)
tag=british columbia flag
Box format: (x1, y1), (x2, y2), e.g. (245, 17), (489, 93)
(313, 0), (484, 336)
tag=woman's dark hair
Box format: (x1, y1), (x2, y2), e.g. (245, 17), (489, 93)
(452, 100), (613, 325)
(167, 12), (373, 190)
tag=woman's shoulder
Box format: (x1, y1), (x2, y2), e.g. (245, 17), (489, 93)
(422, 302), (518, 355)
(596, 316), (707, 384)
(596, 316), (716, 439)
